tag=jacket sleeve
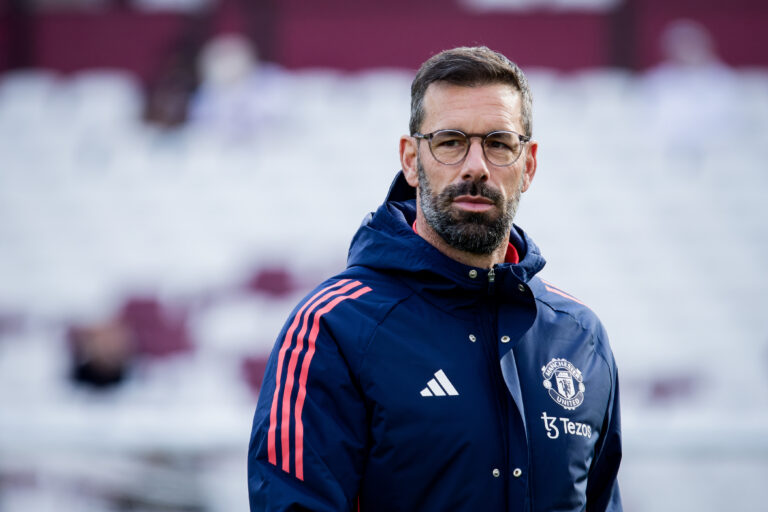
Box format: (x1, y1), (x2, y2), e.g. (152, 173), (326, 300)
(586, 361), (623, 512)
(248, 282), (371, 511)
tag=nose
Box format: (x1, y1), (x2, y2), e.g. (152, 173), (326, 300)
(461, 137), (490, 182)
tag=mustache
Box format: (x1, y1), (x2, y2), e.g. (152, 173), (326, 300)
(439, 181), (503, 204)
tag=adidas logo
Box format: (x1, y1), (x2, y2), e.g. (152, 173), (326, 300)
(420, 369), (459, 397)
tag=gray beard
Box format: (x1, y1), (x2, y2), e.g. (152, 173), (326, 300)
(417, 159), (522, 255)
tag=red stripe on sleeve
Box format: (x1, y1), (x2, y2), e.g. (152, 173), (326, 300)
(267, 280), (350, 466)
(279, 280), (363, 472)
(541, 280), (588, 307)
(294, 285), (372, 481)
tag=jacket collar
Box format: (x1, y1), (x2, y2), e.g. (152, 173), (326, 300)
(347, 171), (546, 297)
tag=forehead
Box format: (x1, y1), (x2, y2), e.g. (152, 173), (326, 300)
(421, 82), (523, 133)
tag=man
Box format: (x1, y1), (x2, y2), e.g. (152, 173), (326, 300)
(248, 46), (622, 511)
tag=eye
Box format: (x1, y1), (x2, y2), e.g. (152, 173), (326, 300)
(485, 133), (519, 152)
(486, 139), (511, 150)
(432, 131), (467, 148)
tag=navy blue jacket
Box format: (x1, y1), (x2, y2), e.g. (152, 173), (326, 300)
(248, 172), (622, 511)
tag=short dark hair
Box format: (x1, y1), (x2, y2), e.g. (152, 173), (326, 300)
(409, 46), (532, 137)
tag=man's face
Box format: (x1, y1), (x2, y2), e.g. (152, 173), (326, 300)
(400, 82), (538, 255)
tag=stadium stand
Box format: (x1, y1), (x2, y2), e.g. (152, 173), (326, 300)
(0, 55), (766, 512)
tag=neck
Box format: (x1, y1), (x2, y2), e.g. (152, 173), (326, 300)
(414, 215), (508, 270)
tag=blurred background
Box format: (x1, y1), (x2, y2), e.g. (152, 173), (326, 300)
(0, 0), (767, 510)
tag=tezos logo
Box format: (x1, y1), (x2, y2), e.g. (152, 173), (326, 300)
(542, 358), (585, 410)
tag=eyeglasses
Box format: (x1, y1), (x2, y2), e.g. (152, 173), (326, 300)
(413, 129), (531, 167)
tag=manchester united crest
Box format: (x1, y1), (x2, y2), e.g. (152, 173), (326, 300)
(542, 358), (585, 410)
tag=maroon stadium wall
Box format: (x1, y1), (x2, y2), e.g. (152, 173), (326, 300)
(0, 0), (766, 81)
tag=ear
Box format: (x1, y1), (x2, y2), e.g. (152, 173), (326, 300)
(521, 140), (538, 193)
(399, 135), (420, 188)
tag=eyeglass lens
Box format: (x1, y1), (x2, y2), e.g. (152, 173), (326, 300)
(429, 130), (522, 166)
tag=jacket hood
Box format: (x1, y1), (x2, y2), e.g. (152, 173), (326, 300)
(346, 172), (546, 295)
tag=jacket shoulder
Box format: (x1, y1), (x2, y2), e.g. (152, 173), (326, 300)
(531, 277), (615, 362)
(534, 278), (593, 315)
(289, 267), (414, 349)
(296, 265), (411, 307)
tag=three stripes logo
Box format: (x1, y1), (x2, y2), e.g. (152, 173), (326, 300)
(420, 369), (459, 397)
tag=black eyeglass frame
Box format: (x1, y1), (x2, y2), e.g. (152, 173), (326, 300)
(412, 129), (532, 167)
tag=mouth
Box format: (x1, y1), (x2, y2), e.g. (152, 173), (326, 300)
(452, 194), (495, 213)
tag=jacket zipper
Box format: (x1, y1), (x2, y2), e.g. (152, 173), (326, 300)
(487, 266), (496, 295)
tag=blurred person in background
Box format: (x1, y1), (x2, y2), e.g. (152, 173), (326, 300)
(144, 42), (200, 129)
(187, 32), (287, 142)
(248, 46), (622, 511)
(69, 319), (133, 389)
(643, 19), (738, 170)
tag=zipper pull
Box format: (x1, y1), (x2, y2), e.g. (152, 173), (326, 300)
(487, 267), (496, 295)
